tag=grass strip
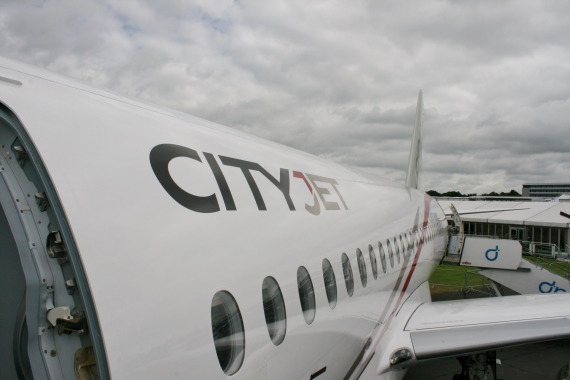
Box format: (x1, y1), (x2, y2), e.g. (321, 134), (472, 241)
(428, 263), (490, 294)
(523, 256), (570, 278)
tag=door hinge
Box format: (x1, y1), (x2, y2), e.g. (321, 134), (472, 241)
(47, 307), (88, 335)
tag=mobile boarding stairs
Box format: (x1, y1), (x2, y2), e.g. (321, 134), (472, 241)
(445, 204), (570, 296)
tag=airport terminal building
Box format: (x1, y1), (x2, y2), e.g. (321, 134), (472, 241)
(522, 183), (570, 198)
(437, 196), (570, 255)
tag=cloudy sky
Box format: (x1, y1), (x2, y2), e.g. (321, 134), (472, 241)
(1, 0), (568, 194)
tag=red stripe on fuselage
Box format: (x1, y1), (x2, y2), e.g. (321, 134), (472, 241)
(352, 194), (432, 379)
(392, 195), (431, 306)
(293, 170), (313, 194)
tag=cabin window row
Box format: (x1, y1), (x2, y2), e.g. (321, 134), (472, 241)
(210, 223), (442, 375)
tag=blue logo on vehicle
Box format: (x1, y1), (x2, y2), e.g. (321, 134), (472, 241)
(539, 281), (567, 293)
(485, 246), (500, 261)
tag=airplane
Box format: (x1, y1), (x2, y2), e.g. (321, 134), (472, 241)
(1, 55), (570, 380)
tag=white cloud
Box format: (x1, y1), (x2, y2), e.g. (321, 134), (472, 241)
(0, 0), (568, 193)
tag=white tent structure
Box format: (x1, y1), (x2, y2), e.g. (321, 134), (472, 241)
(437, 196), (570, 255)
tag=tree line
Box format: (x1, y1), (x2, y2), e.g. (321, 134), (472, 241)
(426, 189), (522, 197)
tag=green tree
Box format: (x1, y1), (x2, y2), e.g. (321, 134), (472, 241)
(480, 190), (521, 197)
(500, 190), (521, 196)
(426, 190), (441, 197)
(441, 191), (465, 197)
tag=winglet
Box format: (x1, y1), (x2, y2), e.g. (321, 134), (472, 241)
(405, 90), (423, 189)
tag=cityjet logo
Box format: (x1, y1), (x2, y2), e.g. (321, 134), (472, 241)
(149, 144), (348, 215)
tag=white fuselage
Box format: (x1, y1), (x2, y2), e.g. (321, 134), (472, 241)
(0, 57), (447, 379)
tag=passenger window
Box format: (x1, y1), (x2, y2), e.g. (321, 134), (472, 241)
(407, 232), (414, 256)
(356, 248), (367, 288)
(297, 266), (316, 325)
(262, 276), (286, 345)
(211, 291), (245, 376)
(399, 235), (406, 259)
(341, 253), (354, 297)
(387, 240), (394, 268)
(393, 237), (400, 264)
(322, 259), (337, 309)
(368, 244), (378, 280)
(378, 242), (387, 273)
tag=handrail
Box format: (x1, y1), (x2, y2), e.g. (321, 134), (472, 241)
(524, 255), (570, 280)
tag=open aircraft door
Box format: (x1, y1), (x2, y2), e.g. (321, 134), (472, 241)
(446, 203), (464, 256)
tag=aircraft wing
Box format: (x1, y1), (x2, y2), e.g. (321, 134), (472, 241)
(352, 288), (570, 379)
(405, 294), (570, 360)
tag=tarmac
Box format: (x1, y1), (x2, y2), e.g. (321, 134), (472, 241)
(404, 291), (570, 380)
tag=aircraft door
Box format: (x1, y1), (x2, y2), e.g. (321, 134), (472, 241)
(447, 203), (465, 255)
(0, 202), (32, 379)
(0, 102), (109, 379)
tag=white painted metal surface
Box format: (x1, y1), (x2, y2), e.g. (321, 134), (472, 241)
(459, 237), (522, 270)
(0, 56), (448, 379)
(480, 258), (570, 295)
(405, 90), (422, 190)
(404, 294), (570, 359)
(406, 293), (570, 330)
